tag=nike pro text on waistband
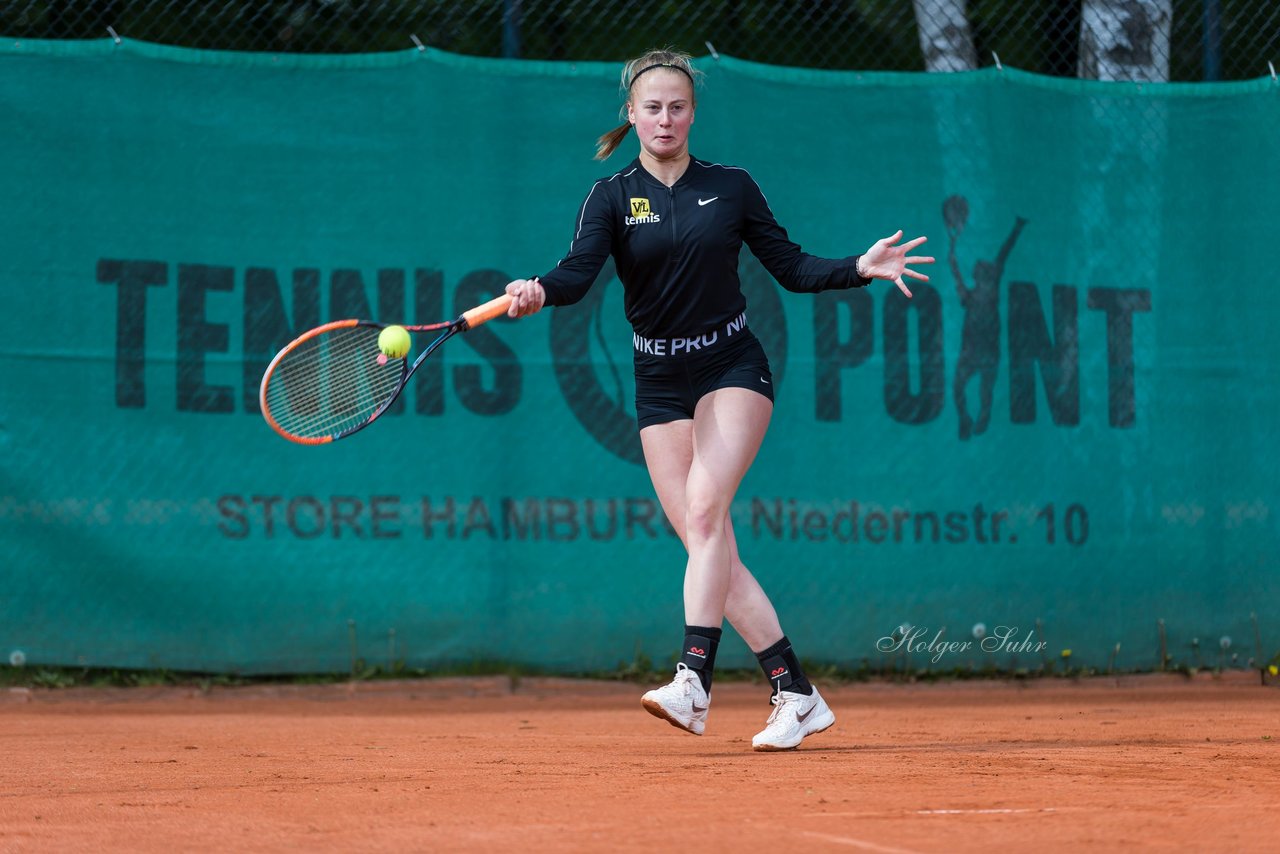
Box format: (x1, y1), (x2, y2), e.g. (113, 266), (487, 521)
(633, 312), (749, 357)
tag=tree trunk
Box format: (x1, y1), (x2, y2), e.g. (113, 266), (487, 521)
(1078, 0), (1173, 82)
(913, 0), (977, 72)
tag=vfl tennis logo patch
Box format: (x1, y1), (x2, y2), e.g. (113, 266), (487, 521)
(625, 197), (661, 226)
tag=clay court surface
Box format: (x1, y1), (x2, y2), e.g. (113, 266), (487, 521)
(2, 674), (1277, 852)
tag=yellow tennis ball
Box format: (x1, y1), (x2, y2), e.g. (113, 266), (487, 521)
(378, 325), (410, 358)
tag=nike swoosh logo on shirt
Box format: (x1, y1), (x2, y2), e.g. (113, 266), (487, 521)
(698, 197), (718, 206)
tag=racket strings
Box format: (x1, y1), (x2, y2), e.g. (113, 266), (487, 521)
(265, 326), (405, 439)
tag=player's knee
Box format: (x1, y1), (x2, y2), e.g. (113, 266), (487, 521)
(684, 496), (726, 543)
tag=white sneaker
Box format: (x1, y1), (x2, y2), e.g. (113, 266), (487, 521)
(641, 663), (710, 735)
(751, 686), (836, 751)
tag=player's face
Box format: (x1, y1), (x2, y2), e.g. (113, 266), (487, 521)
(627, 70), (695, 161)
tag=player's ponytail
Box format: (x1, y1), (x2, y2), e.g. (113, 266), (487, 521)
(594, 121), (632, 161)
(593, 48), (701, 161)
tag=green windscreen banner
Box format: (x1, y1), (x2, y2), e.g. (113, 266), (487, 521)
(2, 39), (1277, 674)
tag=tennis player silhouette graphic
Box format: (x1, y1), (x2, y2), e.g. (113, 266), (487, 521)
(944, 195), (1027, 441)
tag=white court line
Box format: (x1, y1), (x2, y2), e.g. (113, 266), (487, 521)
(809, 808), (1064, 818)
(800, 830), (925, 854)
(918, 808), (1056, 815)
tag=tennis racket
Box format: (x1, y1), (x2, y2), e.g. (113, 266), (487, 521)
(259, 293), (513, 444)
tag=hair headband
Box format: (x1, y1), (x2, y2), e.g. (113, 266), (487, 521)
(629, 62), (695, 88)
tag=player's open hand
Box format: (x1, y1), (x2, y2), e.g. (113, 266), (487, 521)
(506, 278), (546, 318)
(857, 231), (934, 298)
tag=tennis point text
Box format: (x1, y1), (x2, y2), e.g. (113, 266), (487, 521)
(95, 259), (1151, 437)
(215, 494), (1089, 545)
(877, 625), (1049, 663)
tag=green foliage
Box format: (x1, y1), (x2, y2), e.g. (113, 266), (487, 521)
(0, 0), (1272, 80)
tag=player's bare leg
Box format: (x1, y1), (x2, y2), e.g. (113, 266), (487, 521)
(680, 387), (772, 624)
(638, 388), (833, 747)
(637, 389), (768, 735)
(642, 425), (782, 648)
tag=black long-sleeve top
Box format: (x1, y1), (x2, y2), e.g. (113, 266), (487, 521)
(538, 157), (871, 339)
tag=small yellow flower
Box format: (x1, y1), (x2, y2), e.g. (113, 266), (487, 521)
(1269, 665), (1278, 676)
(1061, 649), (1072, 657)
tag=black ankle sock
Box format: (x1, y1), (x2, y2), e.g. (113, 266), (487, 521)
(755, 635), (813, 696)
(679, 625), (722, 694)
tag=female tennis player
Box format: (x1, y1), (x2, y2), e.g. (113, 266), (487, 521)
(505, 48), (932, 750)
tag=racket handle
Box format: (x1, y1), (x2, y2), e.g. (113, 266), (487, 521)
(461, 294), (514, 330)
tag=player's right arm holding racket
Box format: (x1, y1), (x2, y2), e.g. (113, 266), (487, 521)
(505, 178), (618, 320)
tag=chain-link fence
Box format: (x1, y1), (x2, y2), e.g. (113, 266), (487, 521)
(4, 4), (1279, 676)
(2, 1), (1276, 81)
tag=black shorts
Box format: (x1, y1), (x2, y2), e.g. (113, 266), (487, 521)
(633, 330), (774, 429)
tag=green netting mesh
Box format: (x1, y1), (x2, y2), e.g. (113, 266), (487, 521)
(2, 40), (1276, 673)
